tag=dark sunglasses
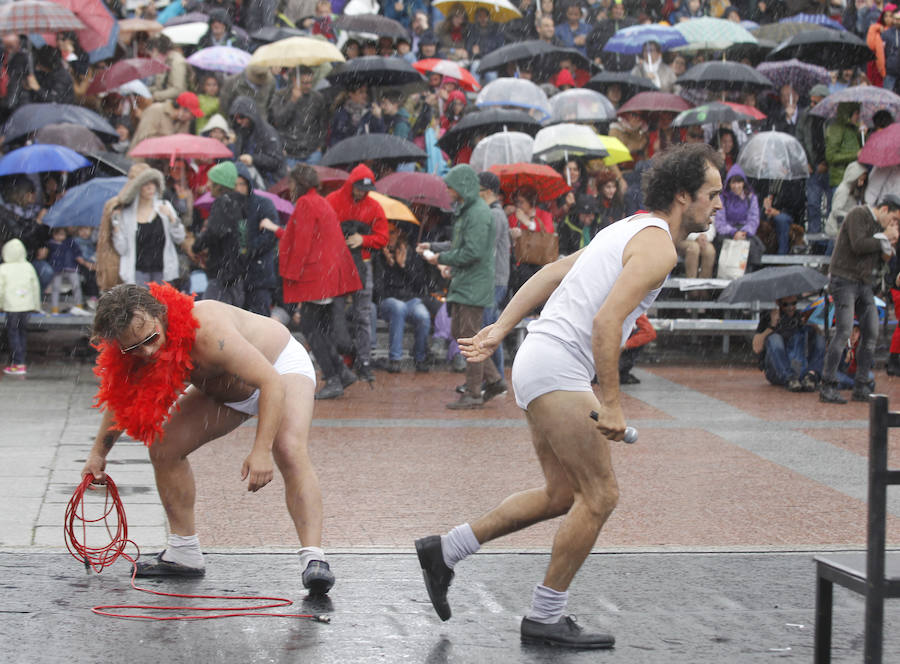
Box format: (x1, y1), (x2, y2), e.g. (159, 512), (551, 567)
(120, 330), (160, 354)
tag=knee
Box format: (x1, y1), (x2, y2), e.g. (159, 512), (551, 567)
(581, 483), (619, 522)
(545, 486), (575, 517)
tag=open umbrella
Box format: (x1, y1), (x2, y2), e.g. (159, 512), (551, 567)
(618, 91), (692, 114)
(751, 21), (822, 43)
(368, 191), (419, 224)
(114, 79), (152, 98)
(477, 40), (590, 75)
(249, 36), (345, 68)
(86, 58), (169, 95)
(413, 59), (480, 92)
(469, 131), (535, 171)
(765, 29), (872, 69)
(489, 162), (569, 202)
(532, 124), (609, 164)
(87, 150), (133, 176)
(603, 24), (688, 55)
(34, 122), (105, 154)
(249, 26), (307, 43)
(673, 17), (757, 51)
(433, 0), (522, 22)
(437, 108), (540, 155)
(779, 13), (846, 31)
(376, 172), (453, 210)
(333, 13), (409, 38)
(161, 21), (209, 45)
(129, 134), (235, 161)
(718, 266), (828, 303)
(0, 144), (91, 175)
(755, 59), (830, 98)
(724, 102), (766, 121)
(597, 135), (632, 166)
(857, 123), (900, 168)
(2, 103), (117, 143)
(0, 1), (83, 33)
(737, 131), (809, 181)
(724, 38), (777, 65)
(548, 89), (616, 124)
(671, 102), (756, 127)
(809, 85), (900, 127)
(475, 77), (551, 122)
(117, 17), (163, 43)
(320, 133), (427, 167)
(164, 12), (210, 26)
(584, 71), (659, 100)
(42, 176), (128, 228)
(187, 46), (251, 74)
(195, 189), (294, 223)
(37, 0), (118, 63)
(677, 60), (773, 92)
(327, 56), (423, 88)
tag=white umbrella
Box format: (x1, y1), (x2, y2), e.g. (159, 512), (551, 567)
(161, 21), (208, 46)
(532, 124), (609, 165)
(548, 88), (616, 125)
(114, 79), (151, 98)
(737, 131), (809, 181)
(469, 131), (534, 171)
(476, 77), (551, 123)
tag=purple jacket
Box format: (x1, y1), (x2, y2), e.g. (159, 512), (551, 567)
(714, 163), (760, 238)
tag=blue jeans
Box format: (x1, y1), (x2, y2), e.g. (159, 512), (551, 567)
(482, 284), (507, 373)
(806, 171), (829, 235)
(378, 297), (431, 362)
(773, 212), (793, 254)
(33, 259), (53, 291)
(763, 328), (825, 385)
(822, 275), (879, 386)
(5, 311), (29, 365)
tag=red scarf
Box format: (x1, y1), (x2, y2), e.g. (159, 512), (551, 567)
(93, 283), (199, 446)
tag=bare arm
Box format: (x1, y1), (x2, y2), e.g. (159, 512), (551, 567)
(81, 409), (123, 486)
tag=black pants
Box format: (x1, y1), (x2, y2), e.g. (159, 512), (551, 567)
(5, 311), (29, 365)
(300, 301), (344, 381)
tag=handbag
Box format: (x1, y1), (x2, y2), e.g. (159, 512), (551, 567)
(513, 228), (559, 266)
(716, 238), (750, 280)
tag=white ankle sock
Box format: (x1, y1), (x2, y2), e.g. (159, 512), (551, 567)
(441, 523), (480, 569)
(161, 533), (204, 568)
(526, 584), (568, 624)
(299, 546), (326, 571)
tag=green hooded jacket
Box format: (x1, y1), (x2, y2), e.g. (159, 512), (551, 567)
(437, 165), (495, 308)
(825, 101), (862, 188)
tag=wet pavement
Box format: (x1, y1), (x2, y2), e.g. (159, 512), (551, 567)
(3, 355), (900, 662)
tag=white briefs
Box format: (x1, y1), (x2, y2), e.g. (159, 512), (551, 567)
(223, 336), (316, 415)
(510, 331), (595, 410)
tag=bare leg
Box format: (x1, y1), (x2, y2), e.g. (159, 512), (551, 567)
(271, 374), (322, 547)
(148, 388), (249, 535)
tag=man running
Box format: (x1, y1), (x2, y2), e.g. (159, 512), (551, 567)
(81, 282), (334, 594)
(414, 144), (724, 648)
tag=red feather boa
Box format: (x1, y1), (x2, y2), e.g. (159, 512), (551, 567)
(93, 283), (199, 446)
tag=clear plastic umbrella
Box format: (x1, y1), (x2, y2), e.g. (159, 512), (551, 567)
(737, 131), (809, 181)
(475, 77), (551, 123)
(532, 124), (609, 165)
(469, 131), (535, 171)
(548, 89), (616, 125)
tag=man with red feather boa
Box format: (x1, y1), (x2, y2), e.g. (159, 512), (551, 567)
(80, 282), (335, 594)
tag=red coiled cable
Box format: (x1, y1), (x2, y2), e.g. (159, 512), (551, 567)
(65, 473), (328, 623)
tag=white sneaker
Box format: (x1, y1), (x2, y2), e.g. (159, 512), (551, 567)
(68, 305), (91, 316)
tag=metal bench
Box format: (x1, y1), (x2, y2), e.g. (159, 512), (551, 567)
(0, 312), (93, 331)
(760, 254), (831, 267)
(814, 394), (900, 664)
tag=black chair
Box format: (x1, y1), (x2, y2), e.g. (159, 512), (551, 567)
(814, 394), (900, 664)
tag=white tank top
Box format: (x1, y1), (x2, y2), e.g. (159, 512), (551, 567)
(526, 214), (671, 372)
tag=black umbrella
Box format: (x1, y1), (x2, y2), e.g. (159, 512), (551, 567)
(477, 40), (558, 73)
(2, 103), (118, 143)
(717, 266), (828, 303)
(676, 61), (773, 92)
(249, 26), (307, 43)
(671, 102), (753, 127)
(765, 29), (873, 69)
(34, 122), (105, 154)
(724, 39), (778, 65)
(333, 13), (408, 39)
(583, 71), (658, 101)
(320, 133), (427, 167)
(87, 150), (134, 176)
(326, 56), (423, 88)
(437, 108), (541, 155)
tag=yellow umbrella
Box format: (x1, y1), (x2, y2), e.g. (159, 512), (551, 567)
(248, 36), (345, 68)
(369, 191), (419, 224)
(433, 0), (522, 23)
(596, 135), (632, 166)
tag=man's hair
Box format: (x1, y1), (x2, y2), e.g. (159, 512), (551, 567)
(642, 143), (723, 214)
(147, 35), (173, 53)
(290, 164), (320, 197)
(876, 194), (900, 212)
(380, 88), (404, 104)
(92, 284), (167, 342)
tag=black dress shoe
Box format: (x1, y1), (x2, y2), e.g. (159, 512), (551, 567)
(482, 379), (508, 403)
(315, 376), (344, 400)
(134, 551), (205, 577)
(415, 535), (453, 621)
(520, 615), (615, 649)
(339, 365), (358, 388)
(619, 372), (640, 385)
(819, 382), (847, 404)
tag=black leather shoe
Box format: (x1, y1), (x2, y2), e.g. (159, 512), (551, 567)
(819, 382), (847, 404)
(315, 376), (343, 400)
(415, 535), (453, 621)
(520, 615), (615, 649)
(302, 560), (335, 595)
(482, 379), (508, 403)
(851, 384), (872, 402)
(386, 359), (402, 373)
(135, 551), (205, 578)
(619, 372), (640, 385)
(339, 365), (358, 388)
(356, 361), (375, 382)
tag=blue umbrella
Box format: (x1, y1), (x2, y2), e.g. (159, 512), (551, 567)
(42, 176), (127, 228)
(780, 13), (846, 31)
(0, 144), (91, 175)
(603, 24), (688, 55)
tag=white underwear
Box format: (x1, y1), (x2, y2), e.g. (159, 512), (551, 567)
(223, 336), (315, 415)
(511, 332), (594, 409)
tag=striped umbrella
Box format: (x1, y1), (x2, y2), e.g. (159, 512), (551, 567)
(756, 59), (830, 97)
(187, 46), (252, 74)
(604, 24), (688, 55)
(413, 59), (480, 92)
(674, 17), (757, 51)
(780, 13), (846, 31)
(0, 1), (84, 33)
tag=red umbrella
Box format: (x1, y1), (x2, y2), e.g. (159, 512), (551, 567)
(0, 1), (83, 33)
(87, 58), (169, 95)
(617, 91), (693, 114)
(858, 123), (900, 168)
(42, 0), (117, 60)
(413, 59), (480, 92)
(489, 163), (570, 202)
(268, 166), (349, 198)
(376, 172), (453, 210)
(129, 134), (234, 163)
(723, 101), (766, 121)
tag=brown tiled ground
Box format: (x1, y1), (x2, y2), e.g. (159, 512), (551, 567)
(190, 366), (900, 550)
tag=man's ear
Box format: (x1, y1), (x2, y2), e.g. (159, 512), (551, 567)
(674, 190), (690, 207)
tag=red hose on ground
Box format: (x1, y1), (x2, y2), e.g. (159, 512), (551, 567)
(65, 473), (328, 622)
